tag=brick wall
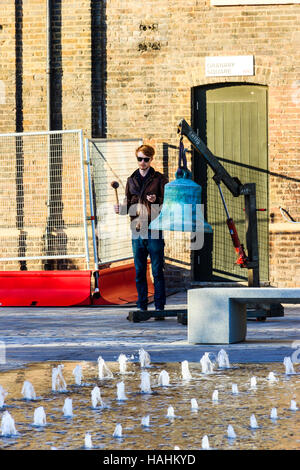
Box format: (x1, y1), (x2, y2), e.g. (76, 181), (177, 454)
(0, 1), (94, 271)
(104, 0), (300, 287)
(0, 0), (94, 134)
(22, 0), (48, 131)
(0, 0), (48, 133)
(269, 225), (300, 287)
(51, 0), (92, 134)
(0, 1), (17, 133)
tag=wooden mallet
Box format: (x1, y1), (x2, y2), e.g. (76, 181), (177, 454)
(111, 181), (120, 205)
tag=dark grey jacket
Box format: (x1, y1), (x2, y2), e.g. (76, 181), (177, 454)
(123, 167), (168, 229)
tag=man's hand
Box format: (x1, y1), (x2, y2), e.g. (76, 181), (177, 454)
(114, 204), (120, 214)
(146, 194), (156, 203)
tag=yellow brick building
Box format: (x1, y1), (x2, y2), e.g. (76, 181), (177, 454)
(0, 0), (299, 288)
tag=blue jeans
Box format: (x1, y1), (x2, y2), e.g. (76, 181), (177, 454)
(132, 234), (166, 311)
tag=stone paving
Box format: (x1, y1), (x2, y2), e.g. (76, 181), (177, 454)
(0, 290), (299, 371)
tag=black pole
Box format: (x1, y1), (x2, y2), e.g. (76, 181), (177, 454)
(242, 183), (260, 287)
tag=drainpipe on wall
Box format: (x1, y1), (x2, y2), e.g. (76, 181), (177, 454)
(46, 0), (51, 262)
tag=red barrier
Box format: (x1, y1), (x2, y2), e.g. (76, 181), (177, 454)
(0, 270), (91, 307)
(0, 262), (154, 307)
(93, 262), (154, 305)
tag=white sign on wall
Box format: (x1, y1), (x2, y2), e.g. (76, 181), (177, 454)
(205, 56), (254, 77)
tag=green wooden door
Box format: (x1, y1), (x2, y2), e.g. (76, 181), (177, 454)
(193, 84), (269, 282)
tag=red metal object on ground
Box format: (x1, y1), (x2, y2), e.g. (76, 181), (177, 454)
(93, 262), (154, 305)
(0, 262), (154, 307)
(226, 218), (248, 267)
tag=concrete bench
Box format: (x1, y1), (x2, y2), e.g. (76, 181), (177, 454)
(188, 287), (300, 344)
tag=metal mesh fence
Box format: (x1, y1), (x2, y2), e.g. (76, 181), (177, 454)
(87, 138), (269, 281)
(207, 158), (269, 282)
(0, 130), (89, 269)
(161, 142), (269, 282)
(88, 138), (142, 264)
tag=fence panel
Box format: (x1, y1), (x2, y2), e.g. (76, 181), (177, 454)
(87, 138), (142, 265)
(0, 129), (89, 269)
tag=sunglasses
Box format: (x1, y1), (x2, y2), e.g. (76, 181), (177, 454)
(137, 156), (150, 162)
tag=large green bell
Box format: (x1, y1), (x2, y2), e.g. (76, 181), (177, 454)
(149, 142), (213, 233)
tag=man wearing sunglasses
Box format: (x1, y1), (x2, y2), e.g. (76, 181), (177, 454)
(114, 144), (168, 317)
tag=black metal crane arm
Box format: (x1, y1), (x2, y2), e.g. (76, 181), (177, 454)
(178, 118), (260, 286)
